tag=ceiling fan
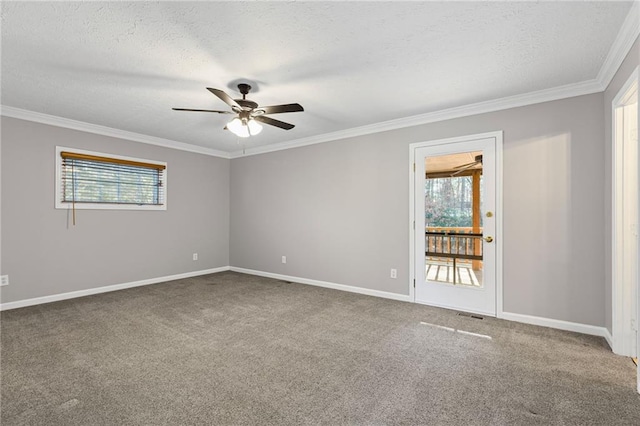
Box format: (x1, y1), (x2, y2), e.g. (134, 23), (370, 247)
(172, 83), (304, 138)
(451, 154), (483, 176)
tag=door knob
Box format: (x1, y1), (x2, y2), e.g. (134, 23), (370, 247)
(483, 236), (494, 243)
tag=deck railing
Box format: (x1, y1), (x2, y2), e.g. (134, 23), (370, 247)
(426, 225), (483, 263)
(425, 230), (483, 260)
(425, 228), (484, 284)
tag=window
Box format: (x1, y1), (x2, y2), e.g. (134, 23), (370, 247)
(55, 147), (167, 211)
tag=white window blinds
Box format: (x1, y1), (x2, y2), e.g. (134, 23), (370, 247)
(60, 151), (166, 206)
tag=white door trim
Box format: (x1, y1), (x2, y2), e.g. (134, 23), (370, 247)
(409, 131), (503, 318)
(611, 66), (639, 357)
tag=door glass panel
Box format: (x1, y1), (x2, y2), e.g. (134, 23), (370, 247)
(424, 151), (484, 287)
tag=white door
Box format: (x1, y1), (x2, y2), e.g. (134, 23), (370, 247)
(612, 71), (638, 362)
(412, 134), (499, 316)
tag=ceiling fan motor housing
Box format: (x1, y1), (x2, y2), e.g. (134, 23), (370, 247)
(236, 99), (259, 110)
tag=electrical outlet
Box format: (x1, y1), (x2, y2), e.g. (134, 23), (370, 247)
(0, 275), (8, 286)
(192, 253), (198, 261)
(390, 269), (397, 279)
(281, 256), (287, 264)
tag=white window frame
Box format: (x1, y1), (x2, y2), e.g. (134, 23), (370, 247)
(55, 146), (168, 211)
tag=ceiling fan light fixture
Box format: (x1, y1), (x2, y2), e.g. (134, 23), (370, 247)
(227, 117), (249, 138)
(227, 117), (262, 138)
(247, 119), (263, 136)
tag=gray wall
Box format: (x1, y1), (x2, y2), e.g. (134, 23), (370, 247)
(603, 36), (640, 333)
(231, 93), (605, 326)
(1, 116), (230, 304)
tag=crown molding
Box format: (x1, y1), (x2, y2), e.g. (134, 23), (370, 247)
(597, 0), (640, 91)
(229, 78), (603, 158)
(0, 106), (231, 159)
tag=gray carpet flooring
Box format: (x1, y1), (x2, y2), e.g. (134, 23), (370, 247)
(1, 271), (639, 425)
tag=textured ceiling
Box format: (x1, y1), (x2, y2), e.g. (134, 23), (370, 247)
(0, 1), (634, 153)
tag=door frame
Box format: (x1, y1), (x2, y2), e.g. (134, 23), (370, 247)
(611, 66), (639, 357)
(409, 131), (504, 317)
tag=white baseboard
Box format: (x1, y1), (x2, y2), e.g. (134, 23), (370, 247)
(501, 311), (610, 341)
(230, 266), (412, 303)
(0, 266), (230, 311)
(602, 328), (614, 351)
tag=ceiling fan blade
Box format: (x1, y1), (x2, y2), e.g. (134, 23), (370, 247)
(254, 115), (295, 130)
(453, 160), (477, 169)
(257, 103), (304, 115)
(451, 162), (481, 176)
(206, 87), (242, 110)
(172, 108), (232, 113)
(453, 155), (483, 170)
